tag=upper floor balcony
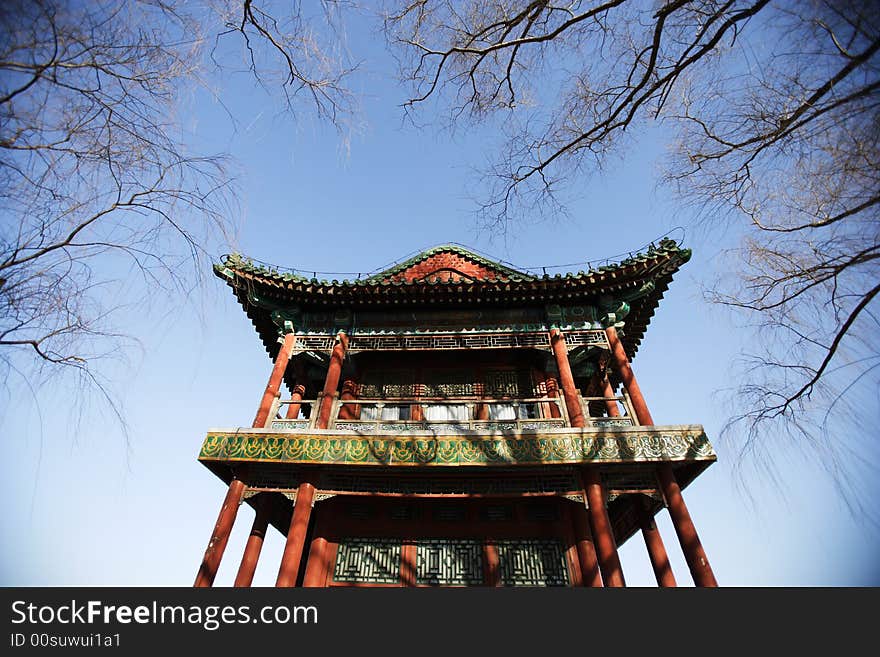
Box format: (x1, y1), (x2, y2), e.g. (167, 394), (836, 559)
(265, 390), (639, 434)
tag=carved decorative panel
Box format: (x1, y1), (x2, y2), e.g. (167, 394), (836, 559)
(482, 369), (535, 397)
(201, 427), (717, 467)
(496, 539), (569, 586)
(333, 539), (401, 584)
(292, 330), (606, 353)
(416, 539), (483, 586)
(423, 369), (475, 397)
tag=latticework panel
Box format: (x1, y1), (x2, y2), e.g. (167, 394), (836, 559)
(563, 330), (609, 348)
(291, 335), (336, 353)
(482, 369), (535, 397)
(333, 539), (401, 584)
(358, 368), (537, 400)
(350, 333), (553, 352)
(496, 539), (570, 586)
(291, 330), (606, 354)
(416, 539), (483, 586)
(356, 369), (418, 398)
(423, 368), (476, 397)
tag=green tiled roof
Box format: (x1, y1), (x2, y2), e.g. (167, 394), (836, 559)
(214, 239), (691, 375)
(215, 239), (689, 289)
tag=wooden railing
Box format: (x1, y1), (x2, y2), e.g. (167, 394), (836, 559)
(265, 392), (637, 432)
(578, 391), (639, 428)
(327, 396), (570, 433)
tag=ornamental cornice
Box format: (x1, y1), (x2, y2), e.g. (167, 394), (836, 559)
(199, 425), (715, 468)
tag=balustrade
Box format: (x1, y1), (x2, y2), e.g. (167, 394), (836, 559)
(264, 392), (637, 432)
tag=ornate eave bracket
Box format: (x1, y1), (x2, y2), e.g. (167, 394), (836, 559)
(244, 287), (301, 337)
(270, 309), (299, 337)
(597, 279), (656, 329)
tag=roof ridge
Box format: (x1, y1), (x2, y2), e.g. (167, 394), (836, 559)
(215, 238), (690, 286)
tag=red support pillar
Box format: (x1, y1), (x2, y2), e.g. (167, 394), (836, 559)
(253, 332), (297, 428)
(658, 464), (718, 587)
(549, 329), (585, 427)
(316, 332), (348, 430)
(303, 512), (330, 587)
(571, 501), (603, 587)
(605, 325), (653, 425)
(337, 379), (359, 420)
(276, 483), (316, 587)
(551, 329), (624, 586)
(401, 544), (417, 587)
(482, 543), (500, 587)
(582, 467), (626, 587)
(194, 478), (245, 587)
(600, 376), (621, 417)
(544, 377), (562, 418)
(285, 384), (306, 420)
(636, 496), (677, 587)
(195, 330), (297, 587)
(233, 494), (270, 587)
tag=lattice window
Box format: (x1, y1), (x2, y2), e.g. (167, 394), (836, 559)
(563, 331), (609, 348)
(291, 335), (336, 353)
(359, 368), (535, 400)
(423, 369), (476, 397)
(496, 539), (570, 586)
(345, 333), (553, 352)
(482, 369), (535, 397)
(416, 540), (483, 586)
(293, 330), (605, 353)
(333, 539), (401, 584)
(357, 369), (417, 399)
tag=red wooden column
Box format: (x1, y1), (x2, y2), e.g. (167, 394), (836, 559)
(234, 494), (271, 587)
(605, 324), (716, 586)
(285, 384), (307, 419)
(316, 332), (348, 429)
(303, 509), (331, 587)
(544, 377), (562, 418)
(194, 477), (246, 587)
(276, 483), (317, 587)
(658, 464), (718, 587)
(581, 467), (626, 587)
(482, 543), (501, 587)
(549, 329), (585, 427)
(254, 332), (297, 428)
(550, 329), (624, 586)
(636, 496), (677, 587)
(604, 326), (653, 425)
(401, 544), (418, 587)
(337, 379), (359, 420)
(571, 501), (603, 587)
(600, 376), (621, 417)
(195, 331), (297, 587)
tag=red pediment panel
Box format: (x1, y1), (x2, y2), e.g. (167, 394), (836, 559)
(381, 251), (508, 283)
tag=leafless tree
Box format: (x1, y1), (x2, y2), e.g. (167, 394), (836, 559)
(0, 0), (356, 423)
(385, 0), (880, 508)
(213, 0), (358, 127)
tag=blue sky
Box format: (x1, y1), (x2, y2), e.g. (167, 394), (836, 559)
(1, 7), (878, 587)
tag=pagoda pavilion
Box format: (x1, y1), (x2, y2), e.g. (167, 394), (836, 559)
(194, 241), (718, 587)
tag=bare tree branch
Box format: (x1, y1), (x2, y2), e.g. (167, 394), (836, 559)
(386, 0), (880, 511)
